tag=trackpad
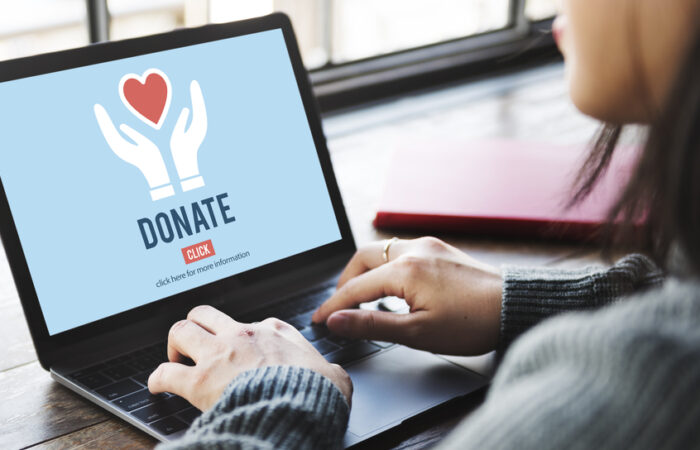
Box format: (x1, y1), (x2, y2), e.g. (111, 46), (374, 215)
(344, 345), (487, 438)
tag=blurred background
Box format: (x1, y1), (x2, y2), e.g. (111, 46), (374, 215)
(0, 0), (556, 68)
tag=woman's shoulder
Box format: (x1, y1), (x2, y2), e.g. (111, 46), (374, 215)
(496, 277), (700, 384)
(443, 281), (700, 450)
(598, 276), (700, 326)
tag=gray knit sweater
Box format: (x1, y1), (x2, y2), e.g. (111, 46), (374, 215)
(162, 254), (700, 449)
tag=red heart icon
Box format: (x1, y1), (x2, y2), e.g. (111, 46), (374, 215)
(119, 69), (171, 129)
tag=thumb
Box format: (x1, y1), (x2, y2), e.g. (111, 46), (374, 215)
(326, 309), (423, 346)
(119, 123), (151, 147)
(172, 107), (190, 142)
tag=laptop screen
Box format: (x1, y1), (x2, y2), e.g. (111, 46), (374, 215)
(0, 28), (342, 336)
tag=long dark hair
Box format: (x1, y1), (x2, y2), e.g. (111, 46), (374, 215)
(570, 20), (700, 275)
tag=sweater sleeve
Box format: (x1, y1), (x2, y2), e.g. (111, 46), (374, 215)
(159, 366), (349, 450)
(436, 279), (700, 450)
(498, 253), (663, 353)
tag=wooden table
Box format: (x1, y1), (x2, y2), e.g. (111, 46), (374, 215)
(0, 63), (609, 449)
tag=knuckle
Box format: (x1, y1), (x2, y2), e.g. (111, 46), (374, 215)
(168, 319), (188, 338)
(397, 255), (423, 276)
(364, 312), (378, 333)
(419, 236), (444, 251)
(403, 320), (423, 343)
(188, 304), (212, 317)
(262, 317), (287, 330)
(237, 327), (256, 338)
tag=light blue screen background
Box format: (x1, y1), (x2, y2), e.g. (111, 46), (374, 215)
(0, 29), (342, 335)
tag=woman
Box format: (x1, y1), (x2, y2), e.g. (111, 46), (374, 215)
(150, 0), (700, 448)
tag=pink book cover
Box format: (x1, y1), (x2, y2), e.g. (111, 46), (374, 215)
(373, 139), (640, 241)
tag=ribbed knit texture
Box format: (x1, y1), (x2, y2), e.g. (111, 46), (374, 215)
(499, 254), (664, 353)
(437, 277), (700, 450)
(159, 253), (700, 450)
(159, 366), (349, 449)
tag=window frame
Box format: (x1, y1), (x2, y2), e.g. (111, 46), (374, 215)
(85, 0), (559, 111)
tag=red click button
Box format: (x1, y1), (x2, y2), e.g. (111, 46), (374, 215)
(182, 239), (215, 265)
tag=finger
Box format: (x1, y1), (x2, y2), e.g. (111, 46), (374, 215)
(335, 242), (384, 290)
(148, 362), (195, 396)
(187, 305), (235, 335)
(167, 319), (216, 363)
(336, 239), (408, 289)
(189, 80), (207, 138)
(119, 123), (150, 146)
(313, 262), (404, 323)
(326, 309), (425, 346)
(94, 104), (124, 146)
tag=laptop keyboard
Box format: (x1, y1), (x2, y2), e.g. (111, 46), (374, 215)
(68, 284), (393, 436)
(69, 342), (197, 435)
(237, 285), (391, 365)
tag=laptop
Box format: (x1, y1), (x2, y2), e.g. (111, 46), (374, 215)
(0, 13), (487, 447)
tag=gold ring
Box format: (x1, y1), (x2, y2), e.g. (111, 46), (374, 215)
(382, 237), (399, 263)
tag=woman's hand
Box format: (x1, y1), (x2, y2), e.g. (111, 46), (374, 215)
(148, 305), (353, 411)
(312, 237), (503, 356)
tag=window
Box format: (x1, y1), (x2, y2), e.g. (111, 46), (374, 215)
(108, 0), (189, 42)
(0, 0), (88, 61)
(328, 0), (510, 64)
(525, 0), (558, 21)
(103, 0), (515, 69)
(2, 1), (561, 110)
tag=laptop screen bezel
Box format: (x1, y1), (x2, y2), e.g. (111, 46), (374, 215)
(0, 13), (355, 369)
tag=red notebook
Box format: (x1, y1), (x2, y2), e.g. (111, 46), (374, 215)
(373, 139), (639, 241)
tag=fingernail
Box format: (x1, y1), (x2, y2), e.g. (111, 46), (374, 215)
(328, 312), (350, 333)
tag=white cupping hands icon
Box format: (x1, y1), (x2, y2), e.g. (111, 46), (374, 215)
(170, 80), (208, 192)
(94, 104), (175, 201)
(94, 70), (208, 201)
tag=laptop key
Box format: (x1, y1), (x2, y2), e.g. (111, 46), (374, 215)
(311, 338), (340, 355)
(70, 363), (105, 380)
(178, 407), (202, 425)
(325, 341), (381, 365)
(113, 388), (167, 412)
(75, 372), (112, 389)
(300, 325), (329, 342)
(151, 416), (188, 435)
(327, 334), (356, 347)
(286, 317), (307, 330)
(103, 364), (139, 381)
(287, 311), (315, 329)
(96, 379), (142, 400)
(131, 357), (157, 372)
(132, 396), (191, 423)
(132, 371), (154, 386)
(290, 291), (327, 315)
